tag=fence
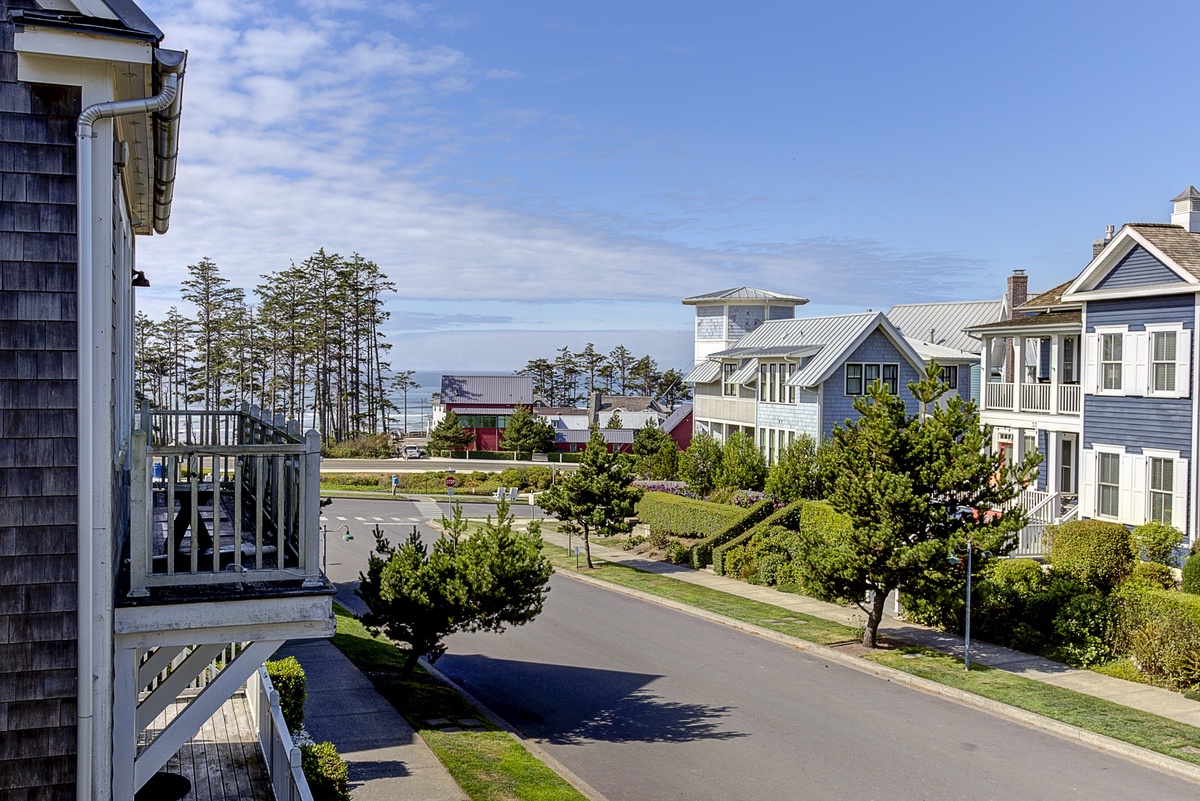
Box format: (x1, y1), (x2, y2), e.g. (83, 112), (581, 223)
(247, 665), (315, 801)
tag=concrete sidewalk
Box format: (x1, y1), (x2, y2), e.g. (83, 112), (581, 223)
(537, 527), (1200, 729)
(275, 638), (467, 801)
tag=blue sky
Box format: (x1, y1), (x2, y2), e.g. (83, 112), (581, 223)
(136, 0), (1200, 371)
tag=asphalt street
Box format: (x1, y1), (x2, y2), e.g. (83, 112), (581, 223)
(321, 498), (1199, 801)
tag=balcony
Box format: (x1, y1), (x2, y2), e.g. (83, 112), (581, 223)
(126, 405), (323, 598)
(983, 382), (1080, 416)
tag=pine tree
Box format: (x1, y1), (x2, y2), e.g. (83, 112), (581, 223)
(180, 257), (244, 410)
(629, 355), (660, 396)
(608, 345), (634, 394)
(537, 429), (642, 568)
(500, 404), (557, 454)
(632, 420), (679, 480)
(427, 409), (474, 453)
(680, 433), (723, 496)
(604, 409), (623, 429)
(765, 435), (822, 503)
(719, 431), (767, 490)
(812, 365), (1039, 648)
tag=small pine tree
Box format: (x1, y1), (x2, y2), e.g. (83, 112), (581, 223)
(632, 420), (679, 480)
(719, 431), (767, 490)
(427, 409), (474, 453)
(501, 404), (557, 453)
(605, 410), (623, 429)
(765, 435), (822, 502)
(680, 433), (723, 496)
(537, 428), (643, 568)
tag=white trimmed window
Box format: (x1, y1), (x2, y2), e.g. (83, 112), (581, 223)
(846, 363), (900, 396)
(787, 363), (796, 404)
(722, 363), (737, 397)
(1152, 332), (1176, 393)
(845, 364), (864, 395)
(940, 365), (958, 389)
(1098, 452), (1120, 518)
(1149, 456), (1174, 524)
(1101, 334), (1123, 391)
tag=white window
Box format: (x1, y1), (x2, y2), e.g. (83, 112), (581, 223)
(787, 363), (796, 404)
(1061, 337), (1078, 384)
(1149, 456), (1173, 524)
(759, 364), (767, 401)
(1098, 452), (1120, 518)
(1152, 331), (1176, 393)
(769, 363), (778, 403)
(1145, 324), (1190, 399)
(940, 365), (958, 389)
(847, 363), (900, 396)
(1101, 334), (1123, 391)
(882, 365), (899, 395)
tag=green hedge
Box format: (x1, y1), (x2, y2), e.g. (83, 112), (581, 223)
(301, 741), (351, 801)
(634, 492), (748, 539)
(1115, 586), (1200, 690)
(690, 499), (775, 570)
(1048, 519), (1135, 593)
(1183, 552), (1200, 595)
(265, 656), (306, 733)
(713, 500), (806, 575)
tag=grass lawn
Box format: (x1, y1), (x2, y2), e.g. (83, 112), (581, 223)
(330, 603), (588, 801)
(866, 647), (1200, 765)
(543, 544), (1200, 767)
(541, 543), (859, 646)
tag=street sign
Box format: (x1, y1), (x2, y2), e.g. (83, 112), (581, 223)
(445, 476), (458, 488)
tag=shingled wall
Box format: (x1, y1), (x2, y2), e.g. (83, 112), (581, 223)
(0, 1), (81, 797)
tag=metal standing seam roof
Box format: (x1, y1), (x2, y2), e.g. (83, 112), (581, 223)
(701, 311), (925, 389)
(11, 0), (164, 40)
(440, 375), (535, 405)
(558, 429), (636, 444)
(886, 300), (1005, 353)
(684, 361), (721, 384)
(681, 287), (809, 305)
(729, 359), (760, 385)
(661, 402), (692, 433)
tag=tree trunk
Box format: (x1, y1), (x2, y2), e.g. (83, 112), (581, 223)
(400, 648), (422, 681)
(862, 586), (889, 648)
(584, 527), (594, 569)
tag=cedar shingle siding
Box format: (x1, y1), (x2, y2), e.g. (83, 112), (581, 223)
(0, 2), (80, 798)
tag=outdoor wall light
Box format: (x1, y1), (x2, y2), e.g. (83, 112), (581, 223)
(131, 270), (150, 287)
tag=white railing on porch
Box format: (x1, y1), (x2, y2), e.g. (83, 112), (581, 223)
(1057, 384), (1082, 414)
(248, 665), (315, 801)
(983, 382), (1081, 416)
(128, 404), (322, 597)
(1003, 489), (1080, 557)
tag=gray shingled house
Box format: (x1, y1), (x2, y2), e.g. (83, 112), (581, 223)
(0, 2), (334, 799)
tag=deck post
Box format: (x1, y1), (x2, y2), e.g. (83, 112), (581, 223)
(301, 429), (322, 587)
(128, 429), (150, 597)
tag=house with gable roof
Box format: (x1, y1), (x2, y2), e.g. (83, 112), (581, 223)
(685, 301), (929, 464)
(968, 188), (1200, 554)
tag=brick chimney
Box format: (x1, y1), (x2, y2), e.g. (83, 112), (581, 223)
(1007, 270), (1028, 319)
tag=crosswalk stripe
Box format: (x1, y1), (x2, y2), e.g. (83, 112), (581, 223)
(373, 517), (384, 521)
(391, 517), (402, 521)
(355, 517), (366, 521)
(336, 517), (347, 521)
(319, 516), (328, 521)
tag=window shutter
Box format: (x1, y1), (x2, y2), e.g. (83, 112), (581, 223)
(1084, 333), (1099, 395)
(1130, 331), (1149, 397)
(1080, 448), (1096, 518)
(1177, 329), (1192, 399)
(1119, 453), (1135, 525)
(1173, 458), (1189, 531)
(1128, 453), (1146, 526)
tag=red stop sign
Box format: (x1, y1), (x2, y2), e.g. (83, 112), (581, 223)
(445, 476), (458, 488)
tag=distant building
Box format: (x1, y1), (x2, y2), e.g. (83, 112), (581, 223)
(431, 375), (541, 450)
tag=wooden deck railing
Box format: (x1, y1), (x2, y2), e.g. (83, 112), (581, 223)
(983, 382), (1081, 416)
(127, 404), (322, 597)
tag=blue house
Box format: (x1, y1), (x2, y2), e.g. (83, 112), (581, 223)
(684, 305), (932, 463)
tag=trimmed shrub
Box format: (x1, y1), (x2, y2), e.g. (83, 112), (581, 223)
(664, 540), (691, 565)
(690, 499), (774, 569)
(635, 492), (748, 539)
(1182, 552), (1200, 595)
(1130, 562), (1177, 591)
(1114, 586), (1200, 690)
(265, 656), (306, 733)
(322, 433), (393, 459)
(1048, 519), (1135, 593)
(971, 568), (1085, 655)
(1052, 593), (1116, 668)
(713, 500), (806, 575)
(1133, 521), (1184, 566)
(301, 741), (351, 801)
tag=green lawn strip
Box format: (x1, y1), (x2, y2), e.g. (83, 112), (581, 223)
(544, 545), (1200, 766)
(865, 647), (1200, 765)
(330, 603), (587, 801)
(542, 543), (857, 646)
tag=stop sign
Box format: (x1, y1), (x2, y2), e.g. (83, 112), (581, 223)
(445, 476), (458, 488)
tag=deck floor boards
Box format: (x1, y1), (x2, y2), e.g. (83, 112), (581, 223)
(139, 691), (273, 801)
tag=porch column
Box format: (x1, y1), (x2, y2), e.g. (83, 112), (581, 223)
(1049, 336), (1060, 414)
(1012, 336), (1024, 412)
(981, 336), (992, 404)
(1045, 432), (1059, 495)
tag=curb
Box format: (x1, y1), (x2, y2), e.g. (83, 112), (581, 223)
(554, 567), (1200, 787)
(419, 657), (611, 801)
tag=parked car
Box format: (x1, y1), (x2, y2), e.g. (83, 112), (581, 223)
(401, 445), (425, 459)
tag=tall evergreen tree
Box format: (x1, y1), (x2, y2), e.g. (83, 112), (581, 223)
(500, 404), (557, 453)
(608, 345), (634, 394)
(428, 409), (474, 453)
(180, 257), (244, 410)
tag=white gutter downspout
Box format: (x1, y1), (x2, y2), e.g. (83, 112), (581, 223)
(76, 68), (179, 801)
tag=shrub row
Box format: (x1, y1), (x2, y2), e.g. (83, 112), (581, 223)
(321, 466), (555, 494)
(634, 492), (749, 539)
(321, 434), (393, 459)
(689, 499), (775, 570)
(1114, 586), (1200, 690)
(713, 500), (806, 575)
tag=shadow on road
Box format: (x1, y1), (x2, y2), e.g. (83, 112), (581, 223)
(436, 654), (748, 745)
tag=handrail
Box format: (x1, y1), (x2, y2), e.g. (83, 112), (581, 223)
(128, 404), (323, 597)
(248, 666), (315, 801)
